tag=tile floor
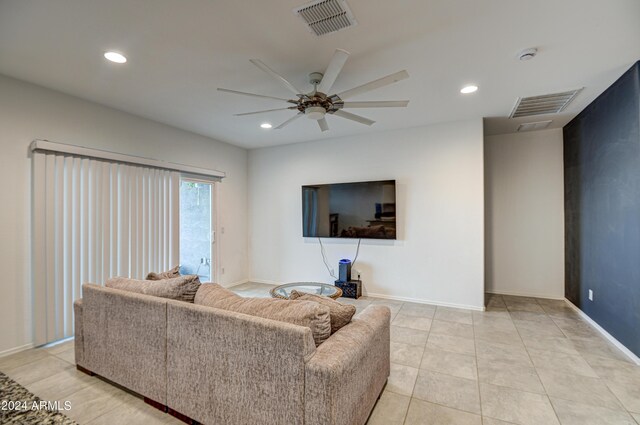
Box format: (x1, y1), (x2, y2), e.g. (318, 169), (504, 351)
(0, 283), (639, 425)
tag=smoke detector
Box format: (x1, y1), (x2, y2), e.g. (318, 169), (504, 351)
(518, 48), (538, 61)
(293, 0), (358, 37)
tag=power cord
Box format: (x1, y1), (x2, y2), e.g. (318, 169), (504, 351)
(318, 237), (362, 280)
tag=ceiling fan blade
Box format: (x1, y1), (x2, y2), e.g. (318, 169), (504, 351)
(318, 117), (329, 132)
(342, 100), (409, 108)
(333, 110), (375, 126)
(317, 49), (350, 94)
(217, 88), (291, 102)
(337, 70), (409, 100)
(234, 107), (294, 116)
(250, 59), (303, 96)
(275, 112), (303, 129)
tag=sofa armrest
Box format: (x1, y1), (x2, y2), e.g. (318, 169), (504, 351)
(73, 298), (84, 367)
(305, 305), (391, 425)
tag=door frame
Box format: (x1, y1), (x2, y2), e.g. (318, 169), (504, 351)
(180, 175), (218, 283)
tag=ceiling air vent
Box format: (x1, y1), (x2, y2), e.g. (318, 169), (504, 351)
(293, 0), (357, 37)
(510, 88), (582, 118)
(517, 120), (552, 132)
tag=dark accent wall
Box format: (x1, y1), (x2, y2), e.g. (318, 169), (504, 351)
(564, 61), (640, 357)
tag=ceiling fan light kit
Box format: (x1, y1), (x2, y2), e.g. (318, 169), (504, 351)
(218, 49), (409, 132)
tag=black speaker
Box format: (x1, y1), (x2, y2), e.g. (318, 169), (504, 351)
(338, 259), (352, 283)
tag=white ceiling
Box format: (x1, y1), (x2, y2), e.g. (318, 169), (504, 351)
(0, 0), (639, 149)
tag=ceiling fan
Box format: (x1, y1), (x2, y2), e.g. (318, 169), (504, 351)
(217, 49), (409, 132)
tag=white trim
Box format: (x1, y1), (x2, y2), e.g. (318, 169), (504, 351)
(30, 139), (226, 180)
(564, 298), (640, 366)
(41, 336), (75, 349)
(487, 290), (564, 300)
(221, 279), (250, 289)
(0, 343), (35, 358)
(366, 292), (485, 311)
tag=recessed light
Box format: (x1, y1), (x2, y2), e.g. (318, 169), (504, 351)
(460, 85), (478, 94)
(104, 51), (127, 64)
(260, 123), (273, 129)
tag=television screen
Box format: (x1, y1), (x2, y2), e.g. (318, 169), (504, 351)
(302, 180), (396, 239)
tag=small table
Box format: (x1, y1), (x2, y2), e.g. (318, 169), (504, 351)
(270, 282), (342, 300)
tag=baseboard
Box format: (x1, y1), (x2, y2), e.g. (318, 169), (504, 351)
(564, 298), (640, 366)
(221, 279), (249, 289)
(365, 292), (485, 312)
(487, 289), (564, 300)
(0, 342), (35, 358)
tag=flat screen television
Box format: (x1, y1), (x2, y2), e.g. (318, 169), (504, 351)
(302, 180), (396, 239)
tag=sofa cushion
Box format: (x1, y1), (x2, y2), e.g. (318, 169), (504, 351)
(106, 275), (200, 303)
(146, 265), (181, 280)
(194, 283), (331, 346)
(289, 290), (356, 334)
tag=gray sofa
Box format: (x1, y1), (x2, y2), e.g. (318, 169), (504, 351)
(74, 283), (390, 425)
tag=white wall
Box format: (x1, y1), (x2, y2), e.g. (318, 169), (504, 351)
(0, 74), (248, 355)
(249, 119), (485, 310)
(484, 129), (564, 299)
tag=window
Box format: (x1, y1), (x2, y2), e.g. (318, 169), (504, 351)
(179, 179), (215, 282)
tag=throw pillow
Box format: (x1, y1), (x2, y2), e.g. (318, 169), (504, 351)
(106, 275), (200, 303)
(194, 283), (331, 346)
(289, 290), (356, 333)
(146, 265), (181, 280)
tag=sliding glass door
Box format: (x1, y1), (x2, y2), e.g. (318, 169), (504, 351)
(179, 178), (215, 282)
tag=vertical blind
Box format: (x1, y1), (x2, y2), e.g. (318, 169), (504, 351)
(32, 151), (180, 345)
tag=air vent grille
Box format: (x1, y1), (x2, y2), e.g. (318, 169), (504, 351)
(517, 120), (553, 132)
(293, 0), (357, 36)
(510, 89), (582, 118)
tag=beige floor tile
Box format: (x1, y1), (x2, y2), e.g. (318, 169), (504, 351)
(552, 317), (601, 339)
(479, 383), (560, 425)
(472, 314), (515, 330)
(474, 326), (523, 346)
(485, 294), (507, 309)
(550, 398), (636, 425)
(513, 319), (566, 338)
(390, 325), (429, 347)
(434, 307), (473, 325)
(54, 347), (76, 365)
(390, 342), (424, 368)
(477, 358), (545, 394)
(570, 336), (632, 362)
(413, 370), (481, 414)
(505, 302), (545, 314)
(509, 310), (554, 323)
(399, 302), (436, 318)
(404, 399), (482, 425)
(3, 355), (73, 386)
(583, 354), (640, 381)
(427, 333), (475, 356)
(605, 377), (640, 414)
(482, 418), (518, 425)
(366, 391), (410, 425)
(86, 396), (182, 425)
(520, 335), (579, 355)
(392, 314), (432, 331)
(0, 348), (50, 370)
(631, 412), (640, 424)
(25, 366), (95, 400)
(420, 347), (477, 380)
(387, 363), (419, 396)
(44, 339), (75, 355)
(528, 348), (598, 378)
(371, 299), (403, 314)
(474, 340), (532, 367)
(430, 319), (474, 339)
(536, 368), (623, 410)
(65, 379), (133, 423)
